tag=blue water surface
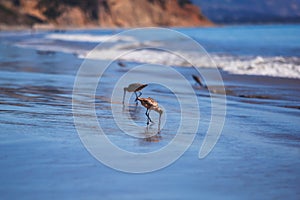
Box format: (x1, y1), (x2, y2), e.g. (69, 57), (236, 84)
(0, 25), (299, 200)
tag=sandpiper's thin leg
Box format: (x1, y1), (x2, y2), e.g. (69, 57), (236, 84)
(145, 109), (150, 125)
(134, 92), (139, 105)
(122, 90), (126, 105)
(138, 92), (142, 97)
(145, 109), (153, 125)
(147, 109), (153, 123)
(134, 92), (138, 101)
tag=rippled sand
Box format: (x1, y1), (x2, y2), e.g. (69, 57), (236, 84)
(0, 36), (300, 199)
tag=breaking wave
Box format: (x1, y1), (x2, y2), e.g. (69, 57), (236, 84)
(15, 32), (300, 79)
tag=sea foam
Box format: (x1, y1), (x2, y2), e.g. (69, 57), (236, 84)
(15, 32), (300, 79)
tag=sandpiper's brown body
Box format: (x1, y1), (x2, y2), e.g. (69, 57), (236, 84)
(138, 97), (158, 109)
(137, 97), (163, 130)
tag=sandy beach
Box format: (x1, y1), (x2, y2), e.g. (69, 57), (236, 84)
(0, 26), (299, 199)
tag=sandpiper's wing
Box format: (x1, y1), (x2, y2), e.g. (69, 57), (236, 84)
(134, 84), (148, 92)
(127, 83), (141, 92)
(138, 97), (158, 108)
(146, 97), (158, 107)
(118, 61), (126, 67)
(138, 97), (150, 108)
(192, 75), (204, 87)
(126, 83), (145, 92)
(126, 83), (148, 92)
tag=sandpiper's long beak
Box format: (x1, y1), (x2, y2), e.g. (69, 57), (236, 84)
(122, 89), (126, 104)
(158, 112), (162, 132)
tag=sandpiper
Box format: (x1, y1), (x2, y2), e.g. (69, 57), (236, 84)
(137, 97), (163, 130)
(192, 74), (207, 88)
(122, 83), (148, 105)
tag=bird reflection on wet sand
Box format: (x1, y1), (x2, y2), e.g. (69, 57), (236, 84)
(142, 126), (162, 143)
(123, 104), (142, 121)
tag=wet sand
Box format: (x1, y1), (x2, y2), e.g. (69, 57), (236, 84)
(0, 43), (299, 199)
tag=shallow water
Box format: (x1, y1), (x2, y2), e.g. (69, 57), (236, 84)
(4, 24), (300, 78)
(0, 28), (300, 199)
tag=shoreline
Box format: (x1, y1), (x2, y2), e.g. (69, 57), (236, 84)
(2, 25), (299, 80)
(0, 31), (299, 199)
(2, 23), (300, 32)
(0, 24), (215, 32)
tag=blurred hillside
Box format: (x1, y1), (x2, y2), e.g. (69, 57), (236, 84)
(192, 0), (300, 24)
(0, 0), (212, 29)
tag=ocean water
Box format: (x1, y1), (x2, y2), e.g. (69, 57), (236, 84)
(4, 24), (300, 78)
(0, 25), (299, 199)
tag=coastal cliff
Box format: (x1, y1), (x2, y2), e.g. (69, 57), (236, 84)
(0, 0), (212, 29)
